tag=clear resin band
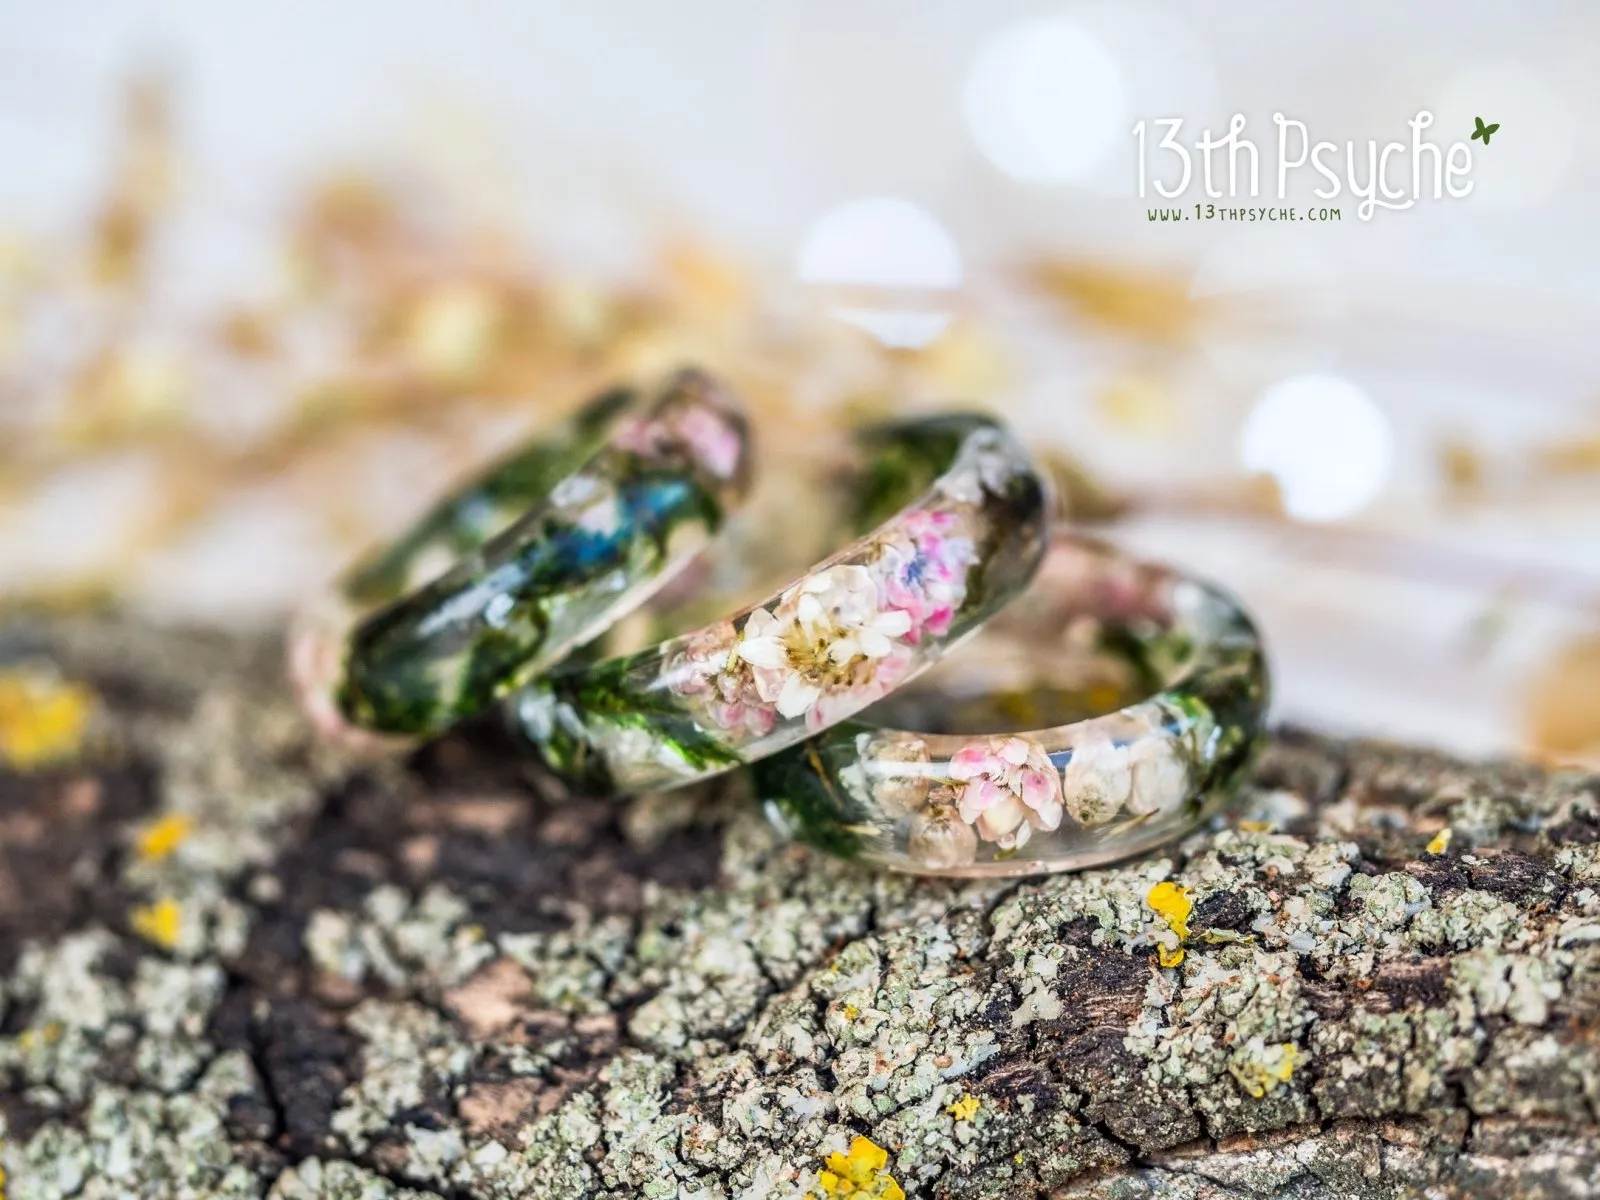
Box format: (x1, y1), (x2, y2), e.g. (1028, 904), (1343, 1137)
(751, 534), (1270, 877)
(509, 413), (1051, 792)
(289, 367), (751, 745)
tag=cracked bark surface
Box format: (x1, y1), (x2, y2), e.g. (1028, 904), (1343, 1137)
(1, 614), (1598, 1199)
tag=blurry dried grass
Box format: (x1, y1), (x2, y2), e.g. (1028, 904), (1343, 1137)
(1028, 260), (1202, 345)
(0, 80), (1008, 621)
(1439, 430), (1600, 506)
(90, 75), (173, 288)
(1525, 633), (1600, 767)
(1535, 434), (1600, 477)
(4, 81), (1596, 767)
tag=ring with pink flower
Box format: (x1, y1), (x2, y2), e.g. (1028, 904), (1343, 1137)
(508, 413), (1051, 794)
(288, 367), (753, 744)
(752, 533), (1270, 878)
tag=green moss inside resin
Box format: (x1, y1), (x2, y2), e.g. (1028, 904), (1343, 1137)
(325, 374), (749, 738)
(763, 737), (875, 861)
(339, 467), (726, 735)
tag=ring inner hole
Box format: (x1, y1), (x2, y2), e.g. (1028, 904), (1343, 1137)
(859, 540), (1191, 735)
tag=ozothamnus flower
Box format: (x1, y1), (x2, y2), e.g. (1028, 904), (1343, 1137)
(1125, 735), (1190, 815)
(907, 794), (979, 868)
(861, 734), (932, 815)
(1059, 729), (1134, 825)
(735, 564), (914, 730)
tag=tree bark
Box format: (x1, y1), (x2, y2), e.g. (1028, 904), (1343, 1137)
(0, 615), (1597, 1199)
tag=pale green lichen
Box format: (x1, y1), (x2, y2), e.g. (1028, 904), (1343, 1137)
(268, 1159), (442, 1199)
(304, 883), (493, 993)
(3, 618), (1599, 1199)
(4, 1056), (263, 1200)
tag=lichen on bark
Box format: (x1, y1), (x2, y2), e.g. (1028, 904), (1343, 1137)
(0, 615), (1597, 1198)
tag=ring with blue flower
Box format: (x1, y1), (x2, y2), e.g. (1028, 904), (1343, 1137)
(509, 412), (1051, 793)
(289, 367), (752, 745)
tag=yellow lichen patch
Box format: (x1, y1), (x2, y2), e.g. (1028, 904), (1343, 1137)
(840, 1003), (859, 1021)
(1228, 1041), (1302, 1099)
(810, 1136), (905, 1200)
(945, 1094), (981, 1121)
(1238, 819), (1272, 833)
(18, 1021), (65, 1051)
(130, 897), (183, 950)
(1147, 881), (1193, 967)
(1425, 827), (1453, 856)
(135, 813), (193, 862)
(1147, 882), (1193, 934)
(0, 668), (94, 770)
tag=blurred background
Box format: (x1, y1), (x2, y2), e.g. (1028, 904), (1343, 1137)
(1, 0), (1596, 765)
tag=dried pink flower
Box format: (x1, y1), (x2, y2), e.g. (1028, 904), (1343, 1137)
(949, 736), (1063, 850)
(873, 508), (976, 643)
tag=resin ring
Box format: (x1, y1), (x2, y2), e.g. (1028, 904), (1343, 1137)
(510, 413), (1051, 793)
(289, 367), (752, 745)
(752, 533), (1270, 877)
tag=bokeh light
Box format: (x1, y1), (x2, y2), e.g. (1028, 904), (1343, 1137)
(1191, 234), (1345, 378)
(796, 195), (962, 348)
(963, 14), (1128, 185)
(1240, 374), (1395, 522)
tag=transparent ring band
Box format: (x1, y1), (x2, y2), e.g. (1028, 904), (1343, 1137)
(289, 367), (752, 745)
(510, 413), (1051, 793)
(752, 533), (1271, 877)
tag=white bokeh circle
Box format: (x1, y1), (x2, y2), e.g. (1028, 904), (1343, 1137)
(1240, 374), (1395, 522)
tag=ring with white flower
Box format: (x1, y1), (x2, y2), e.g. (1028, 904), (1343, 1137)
(753, 533), (1270, 877)
(289, 367), (753, 744)
(509, 413), (1051, 794)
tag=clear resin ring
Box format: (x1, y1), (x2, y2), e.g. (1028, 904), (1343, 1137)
(752, 533), (1270, 877)
(510, 413), (1051, 793)
(289, 367), (752, 745)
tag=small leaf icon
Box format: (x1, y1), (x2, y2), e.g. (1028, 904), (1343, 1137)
(1471, 116), (1500, 145)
